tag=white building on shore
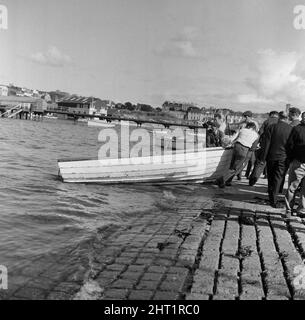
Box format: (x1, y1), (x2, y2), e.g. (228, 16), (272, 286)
(56, 96), (95, 115)
(0, 85), (8, 96)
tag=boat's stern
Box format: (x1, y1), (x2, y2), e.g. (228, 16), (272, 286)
(57, 160), (64, 182)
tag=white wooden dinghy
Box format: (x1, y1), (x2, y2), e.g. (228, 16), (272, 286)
(58, 147), (232, 184)
(118, 120), (138, 127)
(77, 118), (88, 123)
(44, 115), (58, 120)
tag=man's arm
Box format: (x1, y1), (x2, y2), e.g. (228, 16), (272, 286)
(259, 124), (273, 162)
(229, 129), (240, 143)
(258, 120), (266, 136)
(250, 136), (259, 151)
(286, 128), (296, 162)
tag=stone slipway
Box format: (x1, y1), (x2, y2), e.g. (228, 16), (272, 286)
(2, 178), (305, 300)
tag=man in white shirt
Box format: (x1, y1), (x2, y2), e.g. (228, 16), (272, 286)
(217, 122), (259, 188)
(237, 110), (260, 180)
(239, 111), (260, 132)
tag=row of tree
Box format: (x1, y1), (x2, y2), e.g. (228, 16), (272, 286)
(114, 102), (160, 112)
(115, 103), (253, 117)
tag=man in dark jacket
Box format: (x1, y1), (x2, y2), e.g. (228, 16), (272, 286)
(248, 111), (279, 184)
(289, 107), (301, 127)
(258, 111), (279, 138)
(260, 111), (292, 208)
(285, 111), (305, 217)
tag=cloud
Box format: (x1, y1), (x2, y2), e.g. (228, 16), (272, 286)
(0, 73), (8, 82)
(238, 49), (305, 105)
(29, 46), (72, 67)
(172, 26), (200, 42)
(155, 26), (202, 59)
(238, 94), (274, 104)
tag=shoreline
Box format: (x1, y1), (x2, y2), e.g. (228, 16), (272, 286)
(2, 177), (305, 300)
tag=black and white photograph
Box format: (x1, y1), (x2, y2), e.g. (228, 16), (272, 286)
(1, 0), (305, 305)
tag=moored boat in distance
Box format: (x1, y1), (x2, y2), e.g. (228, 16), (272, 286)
(77, 118), (88, 123)
(118, 120), (138, 127)
(58, 147), (232, 184)
(88, 119), (115, 128)
(44, 114), (58, 120)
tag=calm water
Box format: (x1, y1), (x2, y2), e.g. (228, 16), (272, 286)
(0, 118), (184, 275)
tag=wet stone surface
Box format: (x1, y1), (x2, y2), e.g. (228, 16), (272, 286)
(2, 179), (305, 300)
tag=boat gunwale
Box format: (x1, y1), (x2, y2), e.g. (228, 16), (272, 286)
(57, 146), (232, 163)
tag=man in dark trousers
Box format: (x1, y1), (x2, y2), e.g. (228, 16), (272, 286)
(260, 111), (292, 208)
(285, 111), (305, 217)
(217, 122), (259, 188)
(237, 111), (259, 180)
(259, 111), (279, 179)
(248, 111), (279, 184)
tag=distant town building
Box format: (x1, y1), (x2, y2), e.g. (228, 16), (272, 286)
(33, 99), (48, 113)
(162, 101), (198, 112)
(57, 96), (98, 115)
(46, 102), (59, 112)
(0, 96), (47, 113)
(7, 85), (22, 96)
(227, 114), (243, 124)
(32, 89), (40, 97)
(0, 85), (8, 96)
(96, 106), (107, 116)
(167, 110), (187, 120)
(94, 99), (115, 116)
(40, 93), (52, 103)
(100, 100), (115, 108)
(187, 109), (206, 122)
(20, 87), (34, 97)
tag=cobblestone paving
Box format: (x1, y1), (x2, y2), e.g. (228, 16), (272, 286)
(2, 178), (305, 300)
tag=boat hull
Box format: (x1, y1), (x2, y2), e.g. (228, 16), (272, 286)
(58, 147), (233, 184)
(88, 120), (115, 128)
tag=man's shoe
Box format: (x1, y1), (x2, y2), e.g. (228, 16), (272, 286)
(270, 202), (284, 209)
(249, 177), (257, 186)
(296, 210), (305, 218)
(285, 210), (292, 221)
(216, 177), (225, 188)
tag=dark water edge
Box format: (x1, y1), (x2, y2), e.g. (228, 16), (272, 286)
(0, 118), (202, 284)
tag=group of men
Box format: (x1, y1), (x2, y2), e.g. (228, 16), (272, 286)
(216, 108), (305, 218)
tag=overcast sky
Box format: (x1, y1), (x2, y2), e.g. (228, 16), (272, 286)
(1, 0), (305, 111)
